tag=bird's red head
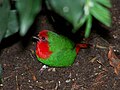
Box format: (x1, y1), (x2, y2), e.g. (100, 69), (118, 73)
(36, 30), (52, 59)
(38, 30), (48, 41)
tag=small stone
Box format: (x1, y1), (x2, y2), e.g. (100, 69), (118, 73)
(52, 68), (56, 72)
(117, 50), (119, 52)
(28, 80), (31, 82)
(65, 79), (71, 83)
(0, 84), (3, 86)
(114, 49), (117, 52)
(95, 73), (98, 75)
(99, 65), (102, 69)
(72, 79), (75, 81)
(29, 85), (33, 88)
(113, 35), (117, 38)
(36, 81), (39, 83)
(58, 81), (61, 86)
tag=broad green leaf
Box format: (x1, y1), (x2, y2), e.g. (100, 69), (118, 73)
(72, 15), (87, 33)
(85, 14), (92, 38)
(0, 0), (10, 42)
(5, 10), (19, 38)
(46, 0), (85, 31)
(95, 0), (112, 8)
(90, 2), (111, 27)
(16, 0), (42, 36)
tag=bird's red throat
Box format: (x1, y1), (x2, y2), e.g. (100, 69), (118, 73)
(36, 30), (52, 59)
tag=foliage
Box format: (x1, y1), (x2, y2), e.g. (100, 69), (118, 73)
(0, 0), (112, 42)
(16, 0), (42, 36)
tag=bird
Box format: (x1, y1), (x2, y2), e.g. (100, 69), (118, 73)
(35, 30), (90, 67)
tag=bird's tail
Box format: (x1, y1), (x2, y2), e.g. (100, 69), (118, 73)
(76, 43), (92, 54)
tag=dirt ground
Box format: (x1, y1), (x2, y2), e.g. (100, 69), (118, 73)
(0, 0), (120, 90)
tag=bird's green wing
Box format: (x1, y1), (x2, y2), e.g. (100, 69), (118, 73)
(48, 31), (75, 52)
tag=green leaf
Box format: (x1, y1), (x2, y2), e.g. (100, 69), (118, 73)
(72, 15), (87, 33)
(0, 0), (10, 42)
(16, 0), (42, 36)
(90, 2), (111, 27)
(95, 0), (112, 8)
(46, 0), (85, 31)
(85, 14), (92, 38)
(5, 10), (19, 38)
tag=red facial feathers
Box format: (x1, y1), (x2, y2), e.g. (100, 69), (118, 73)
(36, 30), (52, 59)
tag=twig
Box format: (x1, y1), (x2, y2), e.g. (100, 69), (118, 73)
(16, 75), (19, 90)
(96, 60), (108, 71)
(90, 56), (98, 63)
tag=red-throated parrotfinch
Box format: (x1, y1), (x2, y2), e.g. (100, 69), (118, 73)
(36, 30), (91, 67)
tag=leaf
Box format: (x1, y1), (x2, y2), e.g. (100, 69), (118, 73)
(0, 0), (10, 42)
(84, 14), (92, 38)
(46, 0), (112, 37)
(90, 2), (111, 27)
(72, 15), (87, 33)
(46, 0), (85, 31)
(95, 0), (112, 8)
(16, 0), (42, 36)
(108, 47), (120, 75)
(5, 10), (19, 38)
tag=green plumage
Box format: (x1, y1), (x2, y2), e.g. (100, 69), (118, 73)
(37, 30), (77, 67)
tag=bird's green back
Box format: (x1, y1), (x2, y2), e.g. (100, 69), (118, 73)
(48, 31), (75, 51)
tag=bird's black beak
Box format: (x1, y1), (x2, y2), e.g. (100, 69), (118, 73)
(32, 36), (40, 42)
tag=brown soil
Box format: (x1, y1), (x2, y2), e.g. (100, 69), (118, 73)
(0, 0), (120, 90)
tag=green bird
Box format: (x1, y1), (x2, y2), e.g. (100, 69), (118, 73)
(36, 30), (90, 67)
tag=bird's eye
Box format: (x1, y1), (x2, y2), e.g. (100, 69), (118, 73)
(41, 37), (46, 41)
